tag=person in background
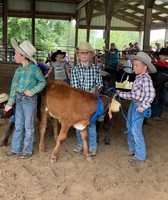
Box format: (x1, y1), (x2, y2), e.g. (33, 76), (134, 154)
(5, 38), (46, 159)
(128, 43), (135, 54)
(122, 51), (133, 74)
(70, 42), (103, 156)
(45, 51), (53, 64)
(116, 52), (156, 164)
(164, 41), (168, 49)
(151, 48), (168, 119)
(104, 43), (120, 71)
(37, 61), (48, 77)
(45, 50), (70, 83)
(108, 47), (120, 71)
(155, 41), (162, 52)
(148, 46), (156, 63)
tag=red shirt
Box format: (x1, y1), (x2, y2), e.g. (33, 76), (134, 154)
(155, 60), (168, 67)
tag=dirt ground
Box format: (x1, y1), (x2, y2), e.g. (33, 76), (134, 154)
(0, 64), (168, 200)
(0, 106), (168, 200)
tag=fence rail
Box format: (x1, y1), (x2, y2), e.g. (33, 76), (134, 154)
(0, 44), (75, 64)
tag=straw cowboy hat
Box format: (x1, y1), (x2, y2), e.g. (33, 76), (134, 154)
(76, 42), (95, 55)
(51, 50), (66, 62)
(126, 52), (156, 73)
(11, 37), (37, 64)
(0, 93), (9, 103)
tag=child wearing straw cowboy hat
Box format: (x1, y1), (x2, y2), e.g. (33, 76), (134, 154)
(116, 52), (156, 164)
(70, 42), (103, 156)
(5, 38), (46, 159)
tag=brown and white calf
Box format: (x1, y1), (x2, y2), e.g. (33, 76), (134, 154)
(39, 80), (117, 161)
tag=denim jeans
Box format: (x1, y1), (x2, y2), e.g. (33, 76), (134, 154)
(126, 101), (146, 161)
(76, 122), (97, 150)
(11, 93), (37, 155)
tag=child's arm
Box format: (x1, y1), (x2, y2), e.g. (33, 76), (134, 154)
(45, 66), (52, 78)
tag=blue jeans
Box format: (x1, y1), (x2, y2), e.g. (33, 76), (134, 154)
(126, 101), (146, 161)
(11, 93), (37, 155)
(76, 122), (97, 150)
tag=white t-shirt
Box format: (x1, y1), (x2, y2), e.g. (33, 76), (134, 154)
(123, 60), (133, 73)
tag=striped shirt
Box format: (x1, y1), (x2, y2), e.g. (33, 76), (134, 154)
(7, 62), (46, 107)
(70, 62), (103, 93)
(118, 73), (155, 109)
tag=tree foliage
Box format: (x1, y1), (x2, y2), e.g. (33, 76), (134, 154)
(1, 17), (164, 61)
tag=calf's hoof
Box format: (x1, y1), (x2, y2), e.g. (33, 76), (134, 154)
(86, 156), (92, 161)
(0, 142), (7, 148)
(39, 146), (45, 153)
(50, 158), (57, 163)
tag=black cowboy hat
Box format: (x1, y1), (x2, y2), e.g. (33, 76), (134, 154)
(159, 48), (168, 55)
(154, 48), (168, 56)
(51, 50), (66, 62)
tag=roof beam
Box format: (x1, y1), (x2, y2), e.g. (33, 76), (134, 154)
(114, 0), (141, 11)
(153, 4), (168, 14)
(76, 0), (91, 10)
(114, 13), (140, 27)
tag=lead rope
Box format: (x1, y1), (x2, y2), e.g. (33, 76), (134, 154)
(105, 87), (152, 133)
(118, 96), (152, 134)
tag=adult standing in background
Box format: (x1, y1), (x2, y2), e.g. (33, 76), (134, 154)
(105, 43), (120, 71)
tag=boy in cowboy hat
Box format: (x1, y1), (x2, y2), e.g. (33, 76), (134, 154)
(117, 52), (156, 164)
(70, 42), (103, 156)
(45, 50), (70, 83)
(5, 38), (46, 159)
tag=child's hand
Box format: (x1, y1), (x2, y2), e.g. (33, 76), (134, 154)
(24, 90), (32, 97)
(45, 74), (49, 78)
(5, 105), (12, 112)
(136, 106), (144, 113)
(115, 90), (120, 96)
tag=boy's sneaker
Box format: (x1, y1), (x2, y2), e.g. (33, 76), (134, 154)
(89, 148), (97, 156)
(5, 151), (17, 157)
(123, 150), (135, 156)
(73, 145), (83, 153)
(128, 157), (144, 164)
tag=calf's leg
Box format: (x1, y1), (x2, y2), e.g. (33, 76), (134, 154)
(50, 122), (70, 161)
(52, 118), (59, 142)
(0, 122), (15, 147)
(103, 114), (111, 145)
(80, 129), (91, 159)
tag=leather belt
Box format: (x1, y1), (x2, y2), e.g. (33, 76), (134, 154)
(133, 99), (142, 104)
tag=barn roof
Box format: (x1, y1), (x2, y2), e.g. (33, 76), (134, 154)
(3, 0), (168, 31)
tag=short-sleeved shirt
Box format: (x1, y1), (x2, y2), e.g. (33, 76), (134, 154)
(51, 61), (68, 80)
(70, 62), (103, 93)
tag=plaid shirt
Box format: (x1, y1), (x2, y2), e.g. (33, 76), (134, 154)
(118, 73), (155, 109)
(70, 62), (103, 93)
(7, 62), (46, 107)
